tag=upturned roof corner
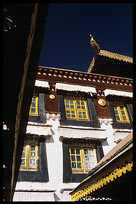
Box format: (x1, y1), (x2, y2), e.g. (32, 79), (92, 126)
(89, 34), (100, 55)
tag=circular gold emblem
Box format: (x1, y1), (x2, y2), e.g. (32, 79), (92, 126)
(49, 94), (55, 100)
(98, 99), (106, 106)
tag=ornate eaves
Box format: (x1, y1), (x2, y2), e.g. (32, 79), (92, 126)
(88, 50), (133, 73)
(99, 50), (133, 63)
(37, 66), (133, 87)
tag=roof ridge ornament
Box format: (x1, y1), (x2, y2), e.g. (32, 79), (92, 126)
(99, 50), (133, 63)
(89, 34), (100, 54)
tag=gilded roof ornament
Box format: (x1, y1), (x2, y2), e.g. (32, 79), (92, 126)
(89, 34), (100, 54)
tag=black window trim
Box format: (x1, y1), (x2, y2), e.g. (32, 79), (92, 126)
(29, 92), (46, 123)
(108, 97), (133, 129)
(58, 91), (100, 128)
(18, 138), (49, 182)
(63, 139), (104, 183)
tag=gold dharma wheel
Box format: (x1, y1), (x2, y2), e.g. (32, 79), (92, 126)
(49, 94), (55, 100)
(98, 99), (106, 106)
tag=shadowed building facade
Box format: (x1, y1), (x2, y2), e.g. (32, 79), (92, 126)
(13, 48), (133, 201)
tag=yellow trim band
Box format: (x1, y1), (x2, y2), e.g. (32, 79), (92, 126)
(71, 161), (133, 201)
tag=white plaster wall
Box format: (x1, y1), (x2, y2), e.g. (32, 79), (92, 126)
(13, 117), (79, 201)
(13, 190), (73, 201)
(100, 121), (115, 155)
(45, 118), (63, 191)
(13, 181), (78, 192)
(13, 116), (131, 201)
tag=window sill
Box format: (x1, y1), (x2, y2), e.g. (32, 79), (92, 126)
(72, 171), (91, 174)
(20, 168), (38, 172)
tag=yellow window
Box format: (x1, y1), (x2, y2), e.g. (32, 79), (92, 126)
(113, 104), (130, 123)
(20, 144), (39, 171)
(29, 96), (39, 116)
(64, 97), (89, 121)
(69, 145), (97, 173)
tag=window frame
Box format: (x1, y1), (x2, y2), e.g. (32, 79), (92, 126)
(113, 104), (130, 123)
(58, 91), (100, 128)
(20, 143), (39, 172)
(64, 96), (90, 121)
(69, 144), (97, 174)
(108, 97), (133, 129)
(29, 96), (39, 116)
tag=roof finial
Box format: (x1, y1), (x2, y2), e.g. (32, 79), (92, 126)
(89, 34), (100, 54)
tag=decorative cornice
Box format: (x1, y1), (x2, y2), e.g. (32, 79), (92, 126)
(55, 83), (97, 95)
(46, 112), (61, 121)
(98, 118), (113, 125)
(58, 125), (106, 140)
(37, 66), (133, 87)
(104, 89), (133, 98)
(26, 122), (52, 137)
(96, 89), (105, 96)
(35, 80), (50, 88)
(71, 161), (133, 201)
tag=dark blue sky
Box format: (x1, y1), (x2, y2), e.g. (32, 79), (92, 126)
(39, 3), (133, 72)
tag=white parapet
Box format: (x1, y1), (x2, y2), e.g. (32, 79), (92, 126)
(35, 80), (50, 88)
(55, 82), (97, 96)
(58, 125), (107, 140)
(26, 122), (52, 137)
(104, 89), (133, 98)
(113, 129), (132, 143)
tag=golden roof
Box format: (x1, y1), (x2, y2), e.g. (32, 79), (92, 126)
(88, 50), (133, 73)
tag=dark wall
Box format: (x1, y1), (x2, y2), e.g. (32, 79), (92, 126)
(3, 4), (33, 129)
(93, 95), (112, 118)
(3, 130), (14, 201)
(45, 90), (59, 113)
